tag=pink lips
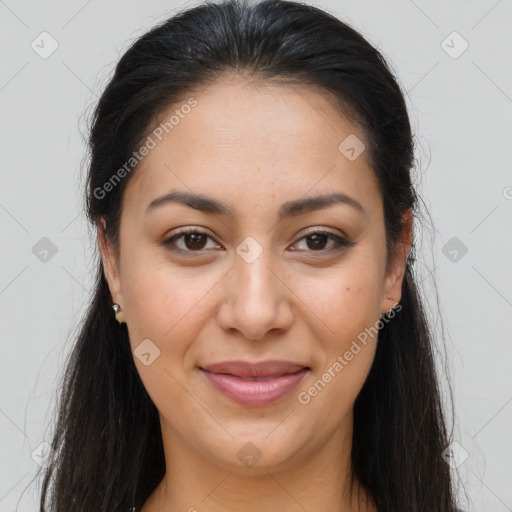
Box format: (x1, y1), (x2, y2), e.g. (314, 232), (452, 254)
(200, 360), (309, 407)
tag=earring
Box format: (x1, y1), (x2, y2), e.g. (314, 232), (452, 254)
(112, 303), (126, 324)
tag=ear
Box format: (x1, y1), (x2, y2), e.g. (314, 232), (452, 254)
(381, 209), (413, 315)
(97, 218), (123, 308)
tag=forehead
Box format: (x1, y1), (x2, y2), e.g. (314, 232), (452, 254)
(123, 79), (380, 217)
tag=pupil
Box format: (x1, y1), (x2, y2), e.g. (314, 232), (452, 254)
(186, 233), (206, 250)
(307, 233), (327, 250)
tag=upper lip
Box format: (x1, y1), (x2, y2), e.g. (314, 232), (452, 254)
(200, 360), (309, 378)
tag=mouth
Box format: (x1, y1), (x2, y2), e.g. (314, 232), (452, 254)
(199, 360), (310, 407)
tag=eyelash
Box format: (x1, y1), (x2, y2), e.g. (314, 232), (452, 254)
(162, 227), (354, 256)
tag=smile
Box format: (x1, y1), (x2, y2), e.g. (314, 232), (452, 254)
(199, 363), (310, 407)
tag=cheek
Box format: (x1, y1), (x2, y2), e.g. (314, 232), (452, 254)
(293, 257), (384, 345)
(121, 252), (227, 384)
(294, 266), (382, 429)
(298, 337), (376, 438)
(125, 271), (206, 344)
(121, 243), (200, 327)
(120, 258), (209, 407)
(290, 252), (384, 412)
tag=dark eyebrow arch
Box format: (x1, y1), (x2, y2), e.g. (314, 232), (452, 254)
(146, 191), (365, 220)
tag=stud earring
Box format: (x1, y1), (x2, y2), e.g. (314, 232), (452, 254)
(112, 303), (126, 324)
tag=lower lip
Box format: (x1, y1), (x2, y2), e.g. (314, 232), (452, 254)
(200, 368), (309, 407)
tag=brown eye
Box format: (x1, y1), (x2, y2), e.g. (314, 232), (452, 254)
(305, 233), (330, 250)
(292, 230), (354, 253)
(182, 233), (208, 250)
(162, 228), (354, 256)
(162, 229), (221, 254)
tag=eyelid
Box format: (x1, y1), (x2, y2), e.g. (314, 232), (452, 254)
(298, 226), (349, 240)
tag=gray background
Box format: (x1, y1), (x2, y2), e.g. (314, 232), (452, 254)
(1, 0), (511, 510)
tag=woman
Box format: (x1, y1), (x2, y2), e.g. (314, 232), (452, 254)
(38, 0), (462, 510)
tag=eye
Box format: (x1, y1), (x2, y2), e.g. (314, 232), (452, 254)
(291, 229), (354, 253)
(162, 227), (354, 256)
(162, 228), (221, 254)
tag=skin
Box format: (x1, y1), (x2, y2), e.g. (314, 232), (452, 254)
(98, 77), (412, 512)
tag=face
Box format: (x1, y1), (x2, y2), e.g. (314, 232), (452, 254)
(99, 78), (411, 475)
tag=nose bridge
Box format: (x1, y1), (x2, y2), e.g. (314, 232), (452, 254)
(237, 246), (278, 301)
(217, 236), (292, 339)
(235, 233), (280, 294)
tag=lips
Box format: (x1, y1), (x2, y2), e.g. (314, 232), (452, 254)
(199, 360), (310, 406)
(201, 360), (309, 378)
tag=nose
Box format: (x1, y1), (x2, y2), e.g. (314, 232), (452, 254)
(216, 249), (294, 340)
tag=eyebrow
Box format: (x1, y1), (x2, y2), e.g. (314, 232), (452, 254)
(146, 190), (366, 221)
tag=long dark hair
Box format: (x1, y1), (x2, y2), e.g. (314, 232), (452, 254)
(37, 1), (461, 510)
